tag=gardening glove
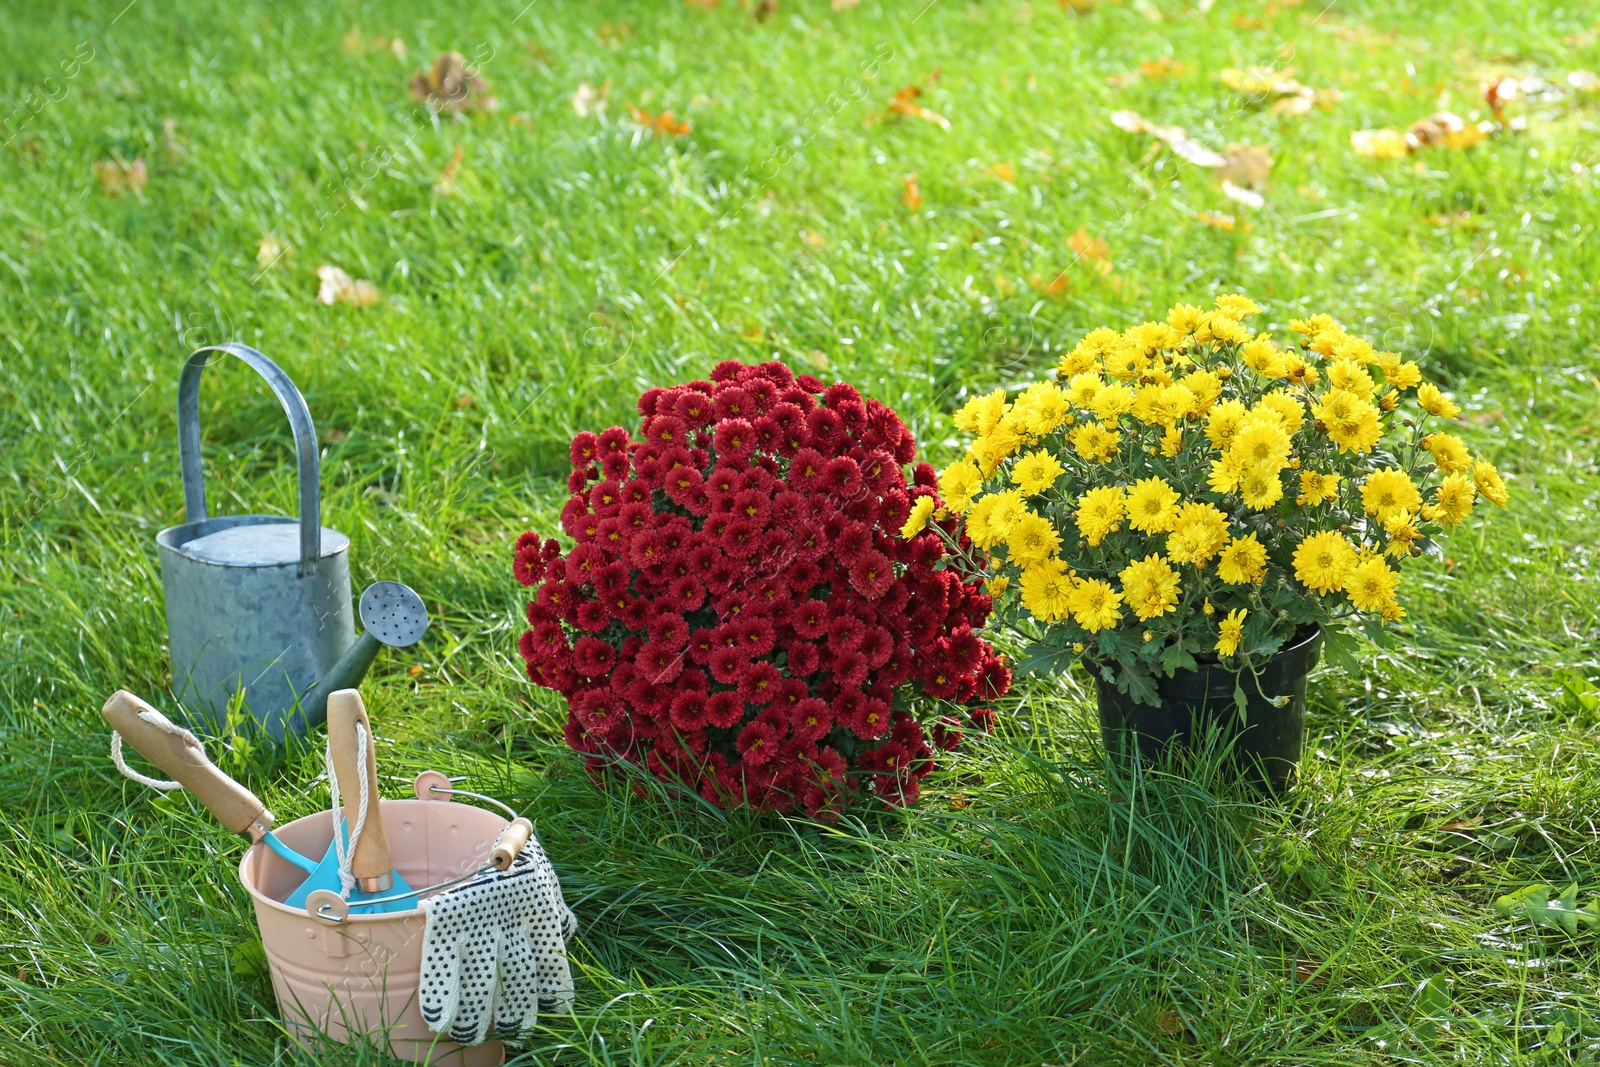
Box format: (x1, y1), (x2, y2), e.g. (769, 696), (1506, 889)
(418, 835), (577, 1045)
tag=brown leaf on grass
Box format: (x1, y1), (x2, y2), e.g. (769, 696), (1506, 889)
(1290, 953), (1327, 985)
(984, 161), (1017, 183)
(800, 229), (827, 247)
(751, 0), (779, 21)
(431, 143), (465, 196)
(628, 105), (691, 136)
(1219, 142), (1272, 188)
(832, 0), (861, 9)
(1067, 227), (1112, 274)
(901, 172), (923, 211)
(1406, 111), (1491, 150)
(1196, 211), (1251, 232)
(316, 265), (381, 307)
(1111, 110), (1226, 166)
(1154, 1008), (1185, 1036)
(683, 0), (719, 7)
(1569, 70), (1600, 93)
(572, 80), (611, 117)
(875, 84), (951, 130)
(1059, 0), (1096, 12)
(1221, 64), (1306, 96)
(1439, 817), (1480, 832)
(1107, 56), (1191, 86)
(1028, 271), (1071, 298)
(1221, 180), (1264, 208)
(93, 157), (147, 197)
(409, 52), (497, 114)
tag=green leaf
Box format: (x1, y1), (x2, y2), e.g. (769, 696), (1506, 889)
(1014, 640), (1078, 678)
(1494, 883), (1600, 936)
(1320, 625), (1361, 672)
(1157, 640), (1197, 675)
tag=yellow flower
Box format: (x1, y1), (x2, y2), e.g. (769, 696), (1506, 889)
(1215, 294), (1262, 318)
(1205, 399), (1251, 450)
(1376, 351), (1422, 390)
(1119, 554), (1182, 620)
(1432, 473), (1476, 526)
(1011, 449), (1065, 496)
(1126, 477), (1181, 534)
(1014, 381), (1072, 435)
(1215, 608), (1248, 657)
(1241, 336), (1291, 378)
(987, 575), (1009, 595)
(1360, 468), (1422, 522)
(1416, 382), (1461, 419)
(1166, 502), (1230, 566)
(1297, 469), (1342, 505)
(1473, 459), (1510, 507)
(1312, 389), (1384, 453)
(1070, 421), (1122, 463)
(1132, 383), (1197, 427)
(939, 458), (982, 512)
(1159, 425), (1184, 457)
(1382, 510), (1422, 558)
(1007, 511), (1064, 566)
(1089, 383), (1138, 423)
(1180, 369), (1223, 412)
(1228, 416), (1293, 470)
(1344, 556), (1399, 612)
(1066, 372), (1107, 409)
(1238, 463), (1286, 510)
(985, 490), (1029, 538)
(1217, 533), (1268, 584)
(963, 494), (1006, 550)
(1167, 303), (1208, 337)
(1019, 558), (1076, 623)
(1208, 452), (1248, 494)
(1253, 391), (1306, 435)
(900, 496), (936, 540)
(953, 388), (1011, 436)
(1289, 313), (1339, 339)
(1069, 577), (1123, 632)
(1423, 432), (1471, 473)
(1075, 485), (1127, 546)
(1104, 344), (1146, 380)
(1294, 530), (1357, 594)
(1205, 314), (1251, 345)
(1324, 358), (1377, 401)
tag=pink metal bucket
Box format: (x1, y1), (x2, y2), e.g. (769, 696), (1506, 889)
(238, 781), (508, 1065)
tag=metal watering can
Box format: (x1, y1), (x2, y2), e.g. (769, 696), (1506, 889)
(157, 344), (429, 740)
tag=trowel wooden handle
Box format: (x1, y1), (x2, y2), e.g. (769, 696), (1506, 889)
(490, 818), (534, 870)
(102, 690), (270, 836)
(326, 688), (393, 887)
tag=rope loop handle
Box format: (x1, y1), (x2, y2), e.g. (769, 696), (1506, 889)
(110, 707), (197, 792)
(327, 720), (371, 900)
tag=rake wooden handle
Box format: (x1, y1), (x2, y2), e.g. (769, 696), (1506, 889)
(326, 688), (393, 889)
(102, 689), (271, 836)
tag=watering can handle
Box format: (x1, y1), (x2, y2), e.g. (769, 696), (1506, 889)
(178, 343), (321, 567)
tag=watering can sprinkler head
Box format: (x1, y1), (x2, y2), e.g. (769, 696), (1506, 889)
(299, 582), (429, 730)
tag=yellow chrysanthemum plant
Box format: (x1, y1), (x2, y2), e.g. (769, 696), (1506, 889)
(909, 296), (1511, 708)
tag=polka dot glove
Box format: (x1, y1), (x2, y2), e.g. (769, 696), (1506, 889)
(418, 835), (577, 1045)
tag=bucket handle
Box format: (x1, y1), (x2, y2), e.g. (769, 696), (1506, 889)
(178, 344), (321, 566)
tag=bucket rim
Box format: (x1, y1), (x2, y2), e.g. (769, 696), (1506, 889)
(158, 514), (350, 568)
(237, 797), (507, 923)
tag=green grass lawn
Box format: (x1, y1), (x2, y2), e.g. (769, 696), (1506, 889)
(4, 0), (1600, 1062)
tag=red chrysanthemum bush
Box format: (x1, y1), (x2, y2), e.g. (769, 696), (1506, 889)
(513, 359), (1010, 818)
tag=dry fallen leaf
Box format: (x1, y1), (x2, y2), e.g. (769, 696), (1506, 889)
(93, 157), (147, 197)
(751, 0), (779, 21)
(628, 105), (691, 136)
(1351, 128), (1408, 158)
(409, 52), (497, 114)
(316, 265), (381, 308)
(1219, 142), (1272, 189)
(1220, 65), (1306, 97)
(1196, 211), (1249, 232)
(800, 229), (826, 247)
(902, 172), (923, 211)
(1068, 227), (1113, 274)
(1406, 111), (1491, 150)
(256, 236), (289, 269)
(1111, 110), (1226, 167)
(1028, 271), (1071, 298)
(833, 0), (861, 8)
(596, 21), (632, 47)
(1058, 0), (1096, 12)
(1107, 55), (1191, 86)
(1221, 180), (1264, 208)
(984, 161), (1017, 183)
(432, 142), (465, 196)
(572, 80), (611, 117)
(875, 84), (950, 130)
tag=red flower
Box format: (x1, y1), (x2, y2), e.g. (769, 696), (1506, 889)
(516, 360), (1008, 817)
(736, 713), (783, 766)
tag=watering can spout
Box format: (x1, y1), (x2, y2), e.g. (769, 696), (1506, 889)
(297, 582), (429, 730)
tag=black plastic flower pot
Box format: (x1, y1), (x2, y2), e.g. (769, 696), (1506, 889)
(1096, 625), (1323, 794)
